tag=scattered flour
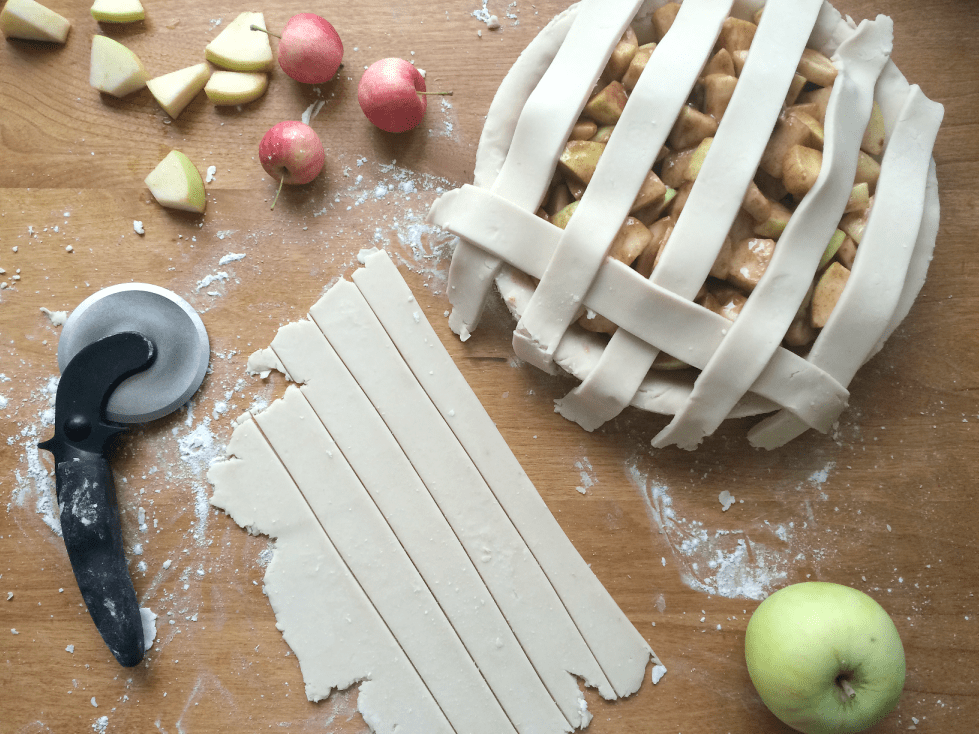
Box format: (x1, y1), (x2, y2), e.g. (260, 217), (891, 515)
(206, 165), (217, 183)
(630, 464), (790, 600)
(195, 272), (229, 292)
(218, 252), (246, 265)
(92, 715), (109, 733)
(39, 307), (68, 326)
(718, 490), (735, 511)
(574, 457), (595, 495)
(177, 418), (224, 545)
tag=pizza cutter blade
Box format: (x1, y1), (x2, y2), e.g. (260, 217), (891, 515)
(39, 284), (209, 666)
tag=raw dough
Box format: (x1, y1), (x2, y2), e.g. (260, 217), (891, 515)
(209, 251), (658, 733)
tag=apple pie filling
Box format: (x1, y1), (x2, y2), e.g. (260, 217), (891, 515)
(538, 2), (879, 361)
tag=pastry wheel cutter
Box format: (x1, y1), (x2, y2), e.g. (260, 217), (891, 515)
(39, 283), (209, 666)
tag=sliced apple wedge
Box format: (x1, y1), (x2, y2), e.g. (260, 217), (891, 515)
(145, 151), (206, 214)
(0, 0), (70, 43)
(147, 63), (211, 118)
(90, 0), (144, 23)
(204, 70), (268, 106)
(90, 35), (148, 97)
(205, 12), (273, 71)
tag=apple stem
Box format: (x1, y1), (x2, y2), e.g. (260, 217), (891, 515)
(838, 678), (857, 701)
(270, 177), (285, 211)
(418, 91), (454, 97)
(250, 24), (281, 39)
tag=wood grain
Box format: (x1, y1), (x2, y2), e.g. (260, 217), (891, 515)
(1, 1), (976, 732)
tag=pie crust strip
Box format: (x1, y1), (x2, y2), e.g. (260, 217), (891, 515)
(447, 0), (640, 339)
(268, 320), (579, 731)
(255, 389), (532, 734)
(308, 281), (624, 714)
(651, 16), (894, 450)
(511, 0), (733, 374)
(556, 0), (825, 431)
(748, 85), (944, 448)
(208, 422), (456, 734)
(352, 250), (658, 698)
(430, 186), (848, 431)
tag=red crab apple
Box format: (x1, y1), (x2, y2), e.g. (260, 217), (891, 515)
(358, 57), (452, 133)
(251, 13), (342, 84)
(258, 121), (325, 210)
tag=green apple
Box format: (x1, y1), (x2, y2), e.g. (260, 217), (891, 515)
(90, 0), (144, 23)
(145, 151), (206, 214)
(204, 70), (268, 106)
(90, 34), (148, 97)
(205, 12), (273, 71)
(147, 62), (211, 119)
(745, 582), (905, 734)
(0, 0), (70, 43)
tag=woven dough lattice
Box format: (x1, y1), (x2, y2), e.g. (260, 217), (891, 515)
(428, 0), (942, 449)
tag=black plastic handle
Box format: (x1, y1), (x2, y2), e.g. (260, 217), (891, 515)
(57, 454), (145, 666)
(39, 331), (156, 667)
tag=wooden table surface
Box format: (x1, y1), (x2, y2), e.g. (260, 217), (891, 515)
(1, 0), (976, 732)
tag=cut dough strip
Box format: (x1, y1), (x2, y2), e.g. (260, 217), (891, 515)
(652, 15), (894, 450)
(512, 0), (733, 374)
(352, 250), (658, 697)
(253, 387), (557, 734)
(308, 280), (619, 717)
(208, 421), (456, 734)
(558, 0), (825, 431)
(268, 321), (574, 732)
(748, 84), (944, 448)
(449, 0), (640, 338)
(430, 186), (848, 431)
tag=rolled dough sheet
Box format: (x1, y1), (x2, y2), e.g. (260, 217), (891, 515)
(209, 250), (659, 733)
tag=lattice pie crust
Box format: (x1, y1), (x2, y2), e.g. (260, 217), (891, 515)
(428, 0), (943, 449)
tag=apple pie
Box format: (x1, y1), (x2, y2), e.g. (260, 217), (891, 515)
(427, 0), (942, 449)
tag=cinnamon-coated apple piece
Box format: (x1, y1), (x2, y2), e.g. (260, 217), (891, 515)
(606, 26), (638, 80)
(660, 147), (694, 188)
(584, 81), (629, 125)
(591, 124), (615, 144)
(742, 181), (771, 223)
(731, 49), (749, 76)
(840, 198), (873, 243)
(727, 237), (776, 292)
(861, 101), (886, 155)
(797, 87), (833, 124)
(759, 113), (810, 178)
(753, 201), (792, 240)
(551, 201), (578, 230)
(703, 73), (737, 119)
(608, 217), (654, 265)
(785, 73), (806, 106)
(790, 108), (825, 149)
(782, 145), (822, 197)
(855, 151), (881, 189)
(634, 216), (673, 278)
(633, 187), (676, 226)
(631, 170), (668, 213)
(784, 314), (817, 347)
(570, 119), (598, 141)
(810, 262), (850, 328)
(836, 235), (857, 269)
(845, 182), (870, 214)
(718, 17), (756, 54)
(709, 236), (736, 280)
(754, 169), (788, 202)
(817, 229), (847, 271)
(797, 48), (837, 88)
(545, 182), (574, 216)
(558, 140), (605, 185)
(700, 282), (747, 323)
(668, 105), (717, 151)
(622, 43), (655, 92)
(684, 137), (712, 181)
(702, 48), (735, 78)
(669, 182), (693, 218)
(651, 2), (680, 41)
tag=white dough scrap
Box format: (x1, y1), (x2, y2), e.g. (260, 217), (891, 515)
(209, 250), (659, 733)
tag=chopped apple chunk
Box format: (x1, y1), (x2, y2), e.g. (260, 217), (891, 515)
(558, 140), (605, 185)
(622, 43), (656, 91)
(606, 27), (638, 80)
(571, 120), (598, 141)
(651, 2), (680, 41)
(585, 81), (629, 125)
(668, 105), (717, 150)
(811, 262), (850, 328)
(718, 17), (756, 53)
(0, 0), (70, 42)
(797, 48), (837, 88)
(703, 73), (737, 119)
(782, 145), (822, 197)
(727, 237), (776, 292)
(702, 48), (735, 78)
(700, 283), (747, 322)
(861, 101), (886, 156)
